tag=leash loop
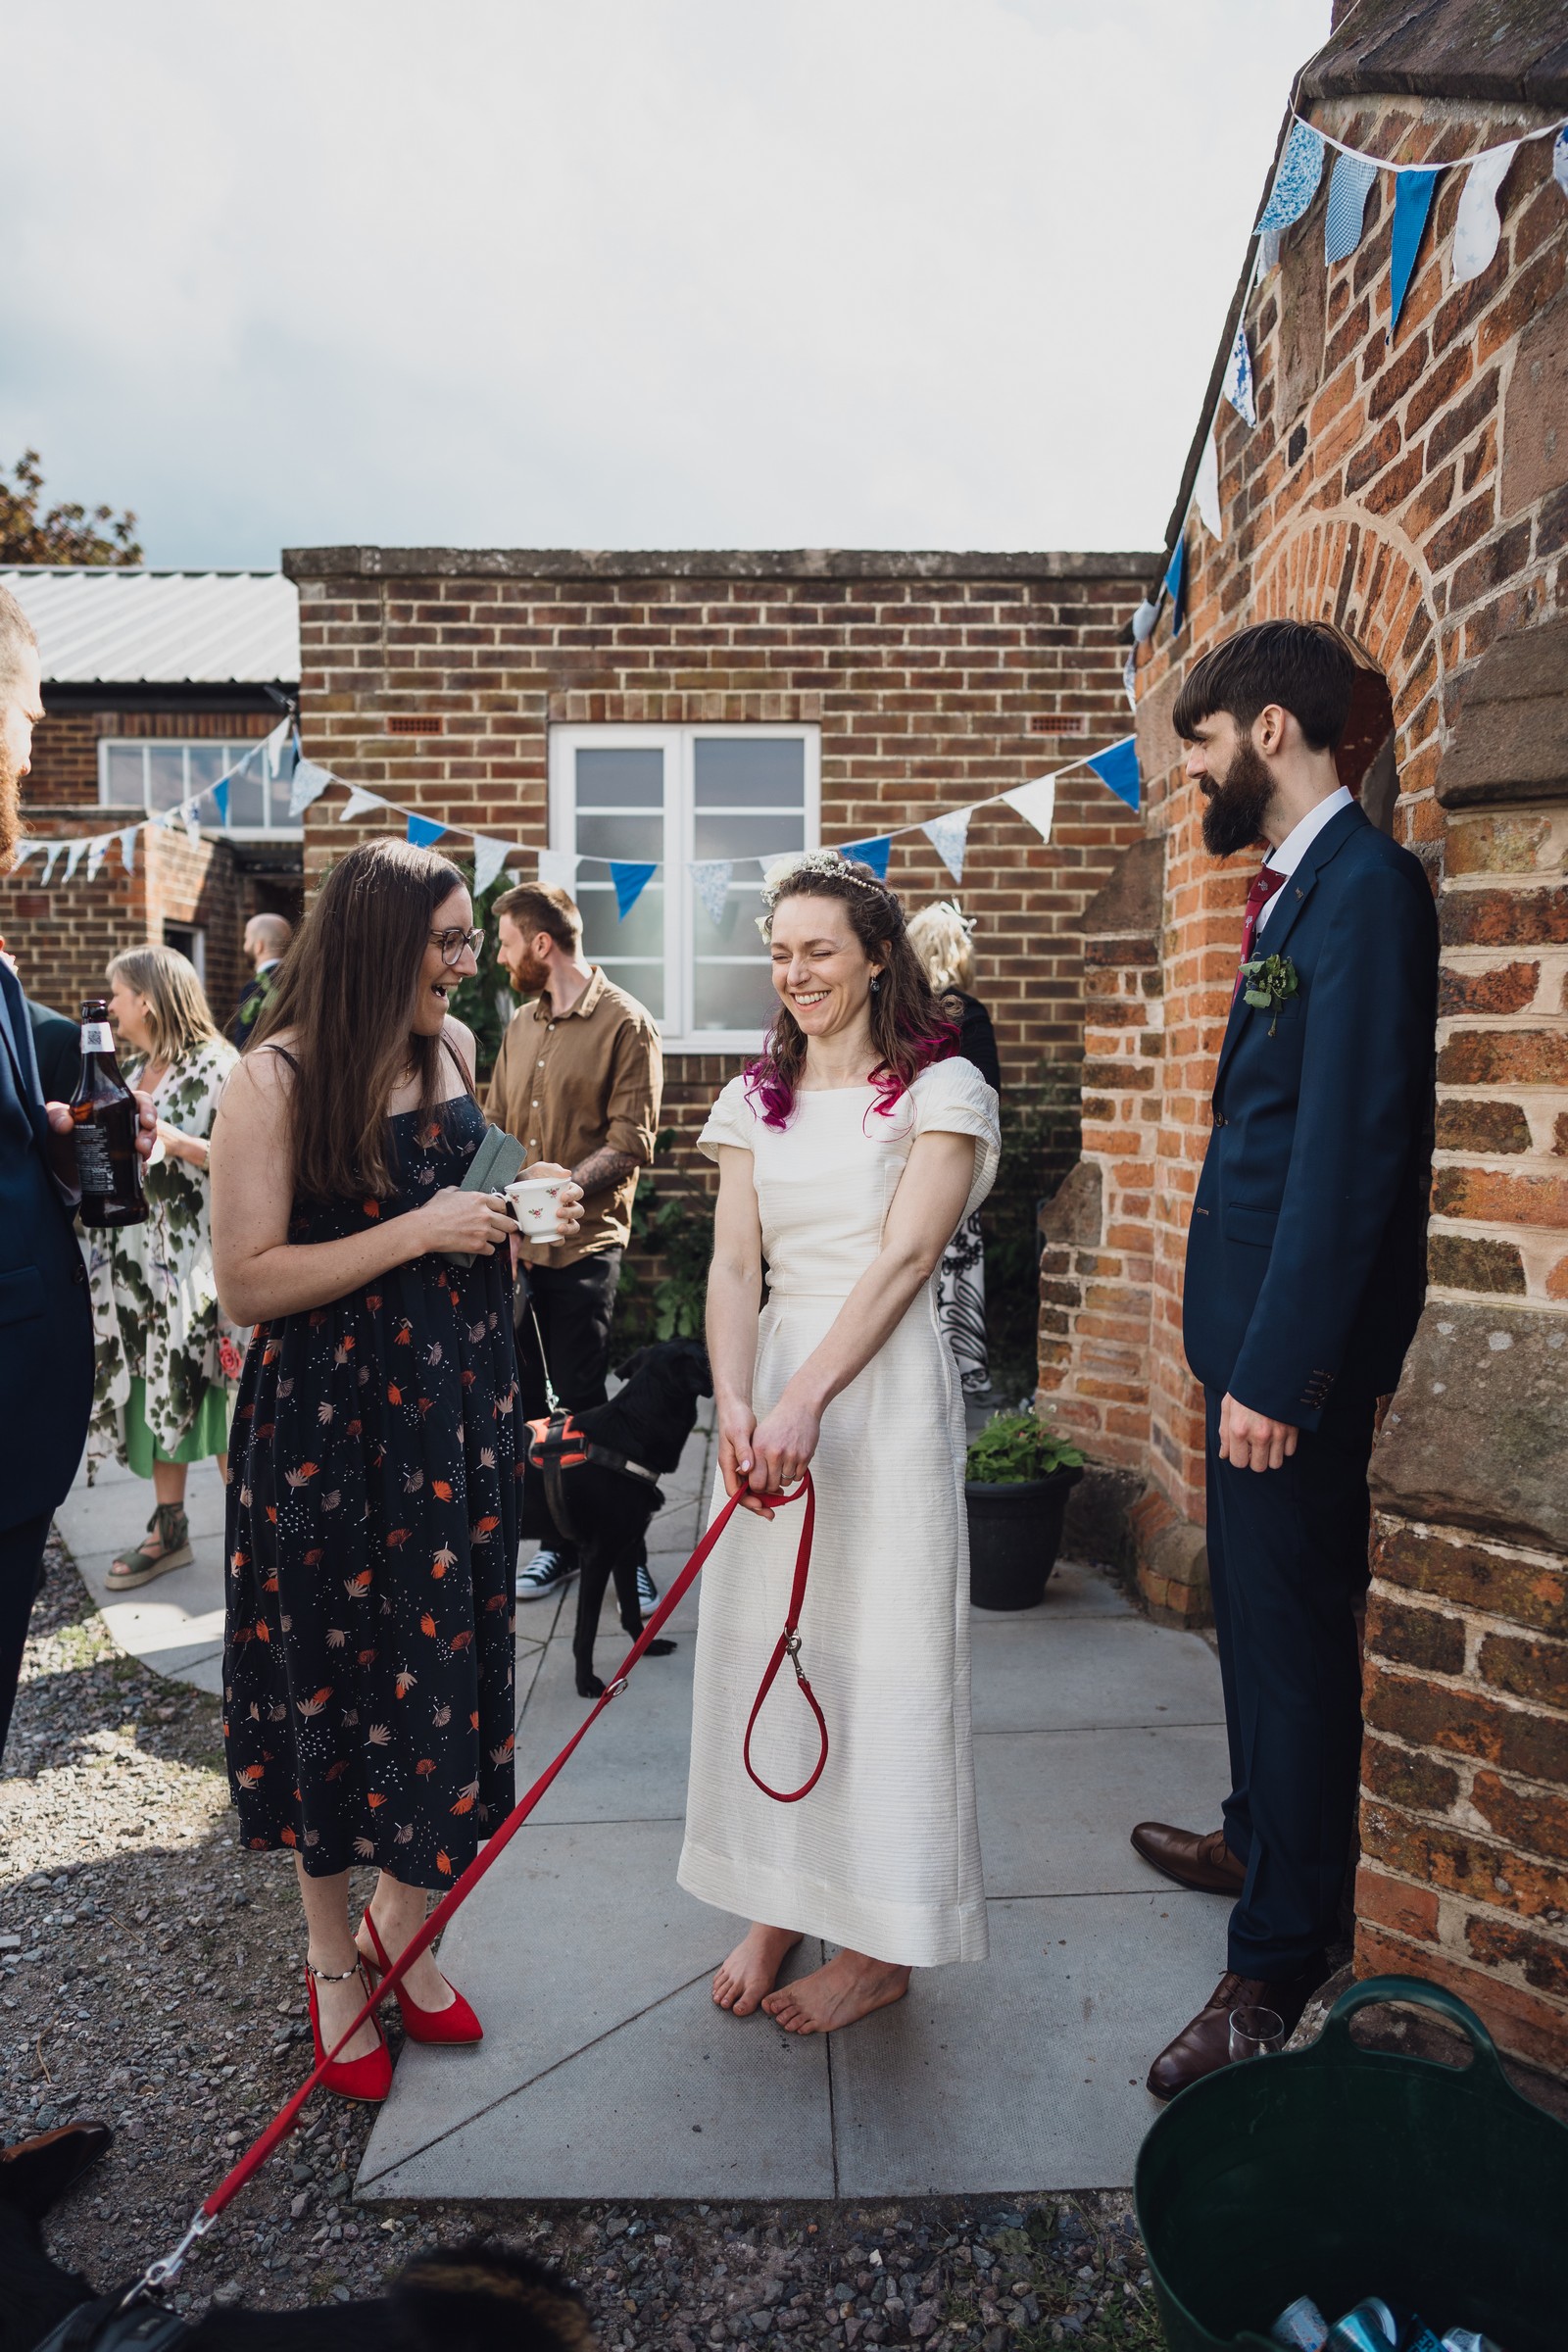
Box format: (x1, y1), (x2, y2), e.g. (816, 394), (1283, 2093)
(742, 1471), (830, 1804)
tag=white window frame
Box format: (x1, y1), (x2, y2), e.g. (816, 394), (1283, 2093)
(548, 722), (820, 1054)
(97, 738), (303, 841)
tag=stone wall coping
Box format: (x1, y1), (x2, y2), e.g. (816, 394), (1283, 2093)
(282, 545), (1160, 586)
(1304, 0), (1568, 109)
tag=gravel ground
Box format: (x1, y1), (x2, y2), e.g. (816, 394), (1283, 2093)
(1, 1533), (1163, 2349)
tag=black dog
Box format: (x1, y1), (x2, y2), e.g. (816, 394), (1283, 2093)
(521, 1340), (712, 1699)
(0, 2123), (594, 2352)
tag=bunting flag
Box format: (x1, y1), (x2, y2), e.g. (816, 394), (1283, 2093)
(1087, 737), (1141, 813)
(1164, 534), (1187, 638)
(1556, 127), (1568, 200)
(118, 826), (138, 875)
(210, 778), (230, 828)
(85, 835), (110, 883)
(1002, 774), (1055, 842)
(1122, 646), (1139, 710)
(180, 802), (204, 845)
(470, 833), (513, 896)
(1222, 321), (1256, 427)
(1255, 121), (1324, 234)
(1390, 168), (1440, 335)
(406, 812), (447, 849)
(264, 717), (292, 777)
(1452, 143), (1518, 284)
(39, 843), (64, 885)
(288, 760), (333, 819)
(1195, 428), (1222, 539)
(921, 808), (972, 885)
(338, 785), (387, 822)
(690, 858), (733, 927)
(64, 840), (88, 884)
(842, 835), (893, 878)
(611, 860), (658, 918)
(1258, 228), (1283, 274)
(1324, 151), (1378, 267)
(1130, 598), (1159, 644)
(537, 848), (578, 896)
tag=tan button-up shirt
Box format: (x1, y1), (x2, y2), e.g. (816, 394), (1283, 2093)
(488, 966), (662, 1266)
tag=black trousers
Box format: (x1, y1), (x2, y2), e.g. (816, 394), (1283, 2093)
(0, 1512), (51, 1766)
(1204, 1383), (1375, 1980)
(515, 1249), (623, 1422)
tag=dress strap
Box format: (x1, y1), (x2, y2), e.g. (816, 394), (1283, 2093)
(262, 1045), (301, 1073)
(440, 1030), (476, 1097)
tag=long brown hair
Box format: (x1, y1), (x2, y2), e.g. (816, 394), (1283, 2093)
(252, 839), (470, 1200)
(747, 858), (956, 1128)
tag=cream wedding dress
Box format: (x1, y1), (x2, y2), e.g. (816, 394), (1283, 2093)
(677, 1055), (1000, 1967)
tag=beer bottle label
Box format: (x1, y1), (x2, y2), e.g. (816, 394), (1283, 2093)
(79, 1021), (114, 1054)
(74, 1123), (118, 1193)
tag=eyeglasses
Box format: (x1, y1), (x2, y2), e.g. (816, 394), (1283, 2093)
(429, 926), (484, 965)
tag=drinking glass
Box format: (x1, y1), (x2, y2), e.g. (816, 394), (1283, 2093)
(1229, 2004), (1286, 2061)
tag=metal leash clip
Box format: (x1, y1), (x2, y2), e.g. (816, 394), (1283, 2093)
(121, 2207), (215, 2307)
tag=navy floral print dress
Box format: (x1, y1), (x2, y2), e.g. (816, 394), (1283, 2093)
(223, 1092), (518, 1887)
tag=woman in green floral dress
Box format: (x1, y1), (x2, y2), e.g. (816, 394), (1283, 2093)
(87, 945), (240, 1586)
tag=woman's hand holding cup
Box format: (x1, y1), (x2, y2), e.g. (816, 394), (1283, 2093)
(411, 1186), (516, 1259)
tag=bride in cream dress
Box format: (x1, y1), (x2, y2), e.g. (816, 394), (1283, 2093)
(678, 853), (1000, 2034)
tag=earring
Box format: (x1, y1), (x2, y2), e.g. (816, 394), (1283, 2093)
(870, 973), (882, 993)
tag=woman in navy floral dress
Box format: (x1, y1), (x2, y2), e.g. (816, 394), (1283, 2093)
(211, 841), (578, 2100)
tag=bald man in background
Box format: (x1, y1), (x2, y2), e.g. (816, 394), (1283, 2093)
(227, 910), (292, 1048)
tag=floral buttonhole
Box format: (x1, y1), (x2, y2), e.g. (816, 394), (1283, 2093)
(1239, 952), (1299, 1036)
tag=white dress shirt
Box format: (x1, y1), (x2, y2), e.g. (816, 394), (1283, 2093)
(1254, 784), (1353, 934)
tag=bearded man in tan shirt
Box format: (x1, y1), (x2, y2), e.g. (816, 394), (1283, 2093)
(488, 881), (662, 1603)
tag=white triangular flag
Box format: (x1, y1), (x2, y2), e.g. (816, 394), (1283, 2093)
(471, 833), (513, 897)
(181, 797), (204, 844)
(288, 760), (333, 819)
(1002, 774), (1056, 842)
(1222, 321), (1256, 428)
(263, 715), (291, 778)
(39, 842), (65, 884)
(118, 826), (138, 875)
(921, 808), (972, 885)
(690, 858), (733, 927)
(1452, 142), (1519, 285)
(64, 839), (88, 882)
(1195, 428), (1222, 539)
(537, 849), (578, 897)
(1123, 646), (1139, 710)
(85, 834), (111, 882)
(338, 785), (386, 822)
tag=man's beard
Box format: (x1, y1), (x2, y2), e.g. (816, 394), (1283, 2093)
(508, 952), (550, 997)
(1200, 738), (1276, 858)
(0, 742), (23, 873)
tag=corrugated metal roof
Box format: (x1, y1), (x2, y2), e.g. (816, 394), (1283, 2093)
(0, 566), (299, 685)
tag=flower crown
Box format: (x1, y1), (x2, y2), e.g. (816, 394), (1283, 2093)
(756, 849), (894, 937)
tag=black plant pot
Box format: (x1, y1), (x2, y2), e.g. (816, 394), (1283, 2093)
(965, 1465), (1084, 1611)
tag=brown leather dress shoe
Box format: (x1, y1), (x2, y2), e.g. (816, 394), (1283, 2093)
(1130, 1821), (1247, 1895)
(1146, 1959), (1329, 2101)
(0, 2121), (113, 2220)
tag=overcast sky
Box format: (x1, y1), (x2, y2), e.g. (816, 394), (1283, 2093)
(5, 1), (1329, 568)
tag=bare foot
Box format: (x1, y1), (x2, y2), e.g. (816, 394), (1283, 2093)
(761, 1948), (910, 2035)
(712, 1924), (801, 2016)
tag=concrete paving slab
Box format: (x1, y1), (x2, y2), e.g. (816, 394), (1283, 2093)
(514, 1619), (694, 1823)
(57, 1456), (230, 1684)
(829, 1889), (1221, 2195)
(975, 1724), (1234, 1898)
(969, 1615), (1224, 1735)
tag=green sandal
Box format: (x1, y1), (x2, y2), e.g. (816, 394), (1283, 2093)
(107, 1503), (194, 1590)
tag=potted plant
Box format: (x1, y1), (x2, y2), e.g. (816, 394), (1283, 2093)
(964, 1411), (1085, 1611)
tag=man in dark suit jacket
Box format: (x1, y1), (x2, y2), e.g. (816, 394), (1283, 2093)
(0, 587), (153, 1763)
(1132, 620), (1438, 2098)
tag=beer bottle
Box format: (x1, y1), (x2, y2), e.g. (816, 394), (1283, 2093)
(71, 999), (147, 1227)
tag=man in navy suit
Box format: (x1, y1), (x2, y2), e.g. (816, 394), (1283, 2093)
(0, 585), (153, 1763)
(1131, 621), (1438, 2097)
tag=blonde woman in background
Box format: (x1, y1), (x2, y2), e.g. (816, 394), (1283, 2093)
(89, 944), (240, 1586)
(906, 902), (1000, 1397)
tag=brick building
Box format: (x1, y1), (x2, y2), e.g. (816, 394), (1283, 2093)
(0, 567), (302, 1030)
(282, 545), (1154, 1162)
(1041, 1), (1568, 2072)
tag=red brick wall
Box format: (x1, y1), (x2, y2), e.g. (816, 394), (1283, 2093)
(1047, 97), (1568, 2068)
(285, 551), (1152, 1169)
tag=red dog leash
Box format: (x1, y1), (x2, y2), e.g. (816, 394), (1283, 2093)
(122, 1470), (824, 2304)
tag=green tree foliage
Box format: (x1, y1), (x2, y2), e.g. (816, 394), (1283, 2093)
(617, 1131), (716, 1347)
(0, 450), (141, 564)
(449, 865), (519, 1078)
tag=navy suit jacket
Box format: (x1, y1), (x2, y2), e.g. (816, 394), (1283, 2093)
(0, 960), (94, 1531)
(1182, 801), (1439, 1430)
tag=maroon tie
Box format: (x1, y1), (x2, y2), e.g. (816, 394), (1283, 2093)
(1233, 865), (1285, 1002)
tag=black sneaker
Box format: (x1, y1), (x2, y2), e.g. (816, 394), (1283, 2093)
(636, 1560), (659, 1613)
(516, 1547), (577, 1602)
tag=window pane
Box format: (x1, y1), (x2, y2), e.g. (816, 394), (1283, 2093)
(186, 744), (228, 790)
(595, 959), (662, 1017)
(694, 881), (767, 949)
(579, 878), (664, 963)
(694, 810), (805, 861)
(576, 811), (663, 862)
(104, 744), (145, 806)
(693, 957), (777, 1032)
(227, 749), (268, 829)
(694, 738), (805, 808)
(269, 763), (294, 829)
(146, 746), (187, 812)
(576, 749), (664, 808)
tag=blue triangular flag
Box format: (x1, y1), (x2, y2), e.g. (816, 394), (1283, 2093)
(210, 777), (229, 827)
(407, 812), (447, 848)
(1325, 151), (1378, 267)
(1087, 736), (1141, 813)
(1255, 121), (1324, 235)
(842, 835), (892, 879)
(1164, 536), (1187, 638)
(1555, 126), (1568, 202)
(1390, 168), (1440, 336)
(611, 860), (658, 918)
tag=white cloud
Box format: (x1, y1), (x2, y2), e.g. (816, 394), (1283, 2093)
(2, 0), (1328, 564)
